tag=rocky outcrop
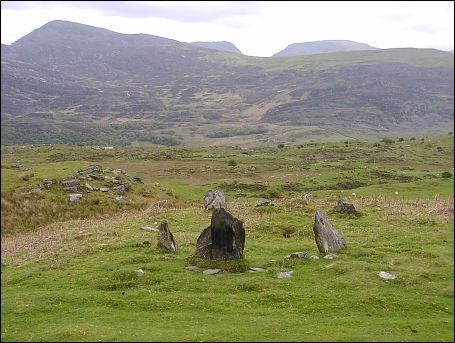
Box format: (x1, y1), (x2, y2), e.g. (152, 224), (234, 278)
(204, 190), (227, 210)
(313, 210), (347, 253)
(156, 220), (176, 252)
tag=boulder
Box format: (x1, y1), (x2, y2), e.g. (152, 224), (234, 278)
(64, 186), (79, 193)
(78, 163), (102, 174)
(156, 220), (177, 252)
(42, 180), (53, 189)
(69, 193), (82, 202)
(194, 208), (244, 260)
(313, 210), (347, 254)
(204, 190), (227, 210)
(334, 200), (356, 213)
(61, 178), (80, 188)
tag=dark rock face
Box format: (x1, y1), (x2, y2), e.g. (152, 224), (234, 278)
(132, 176), (143, 183)
(156, 220), (176, 252)
(334, 200), (356, 213)
(194, 208), (245, 260)
(313, 210), (347, 253)
(204, 190), (227, 210)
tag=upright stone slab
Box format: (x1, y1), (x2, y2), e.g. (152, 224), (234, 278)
(193, 208), (245, 260)
(204, 190), (227, 210)
(156, 220), (176, 252)
(313, 210), (347, 253)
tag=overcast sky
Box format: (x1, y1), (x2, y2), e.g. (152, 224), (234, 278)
(1, 1), (453, 56)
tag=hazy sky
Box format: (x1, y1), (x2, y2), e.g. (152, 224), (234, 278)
(1, 1), (454, 56)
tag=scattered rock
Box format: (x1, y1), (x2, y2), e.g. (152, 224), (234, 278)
(324, 263), (336, 269)
(203, 269), (221, 275)
(135, 269), (145, 277)
(313, 210), (347, 254)
(285, 251), (308, 259)
(156, 220), (177, 252)
(323, 254), (335, 260)
(11, 161), (22, 169)
(204, 190), (227, 210)
(99, 187), (109, 192)
(142, 226), (158, 232)
(69, 193), (82, 202)
(378, 271), (397, 280)
(78, 163), (102, 174)
(112, 182), (130, 194)
(114, 195), (124, 202)
(88, 173), (106, 180)
(310, 255), (320, 260)
(61, 178), (80, 188)
(84, 182), (94, 191)
(248, 267), (266, 272)
(64, 186), (79, 193)
(42, 180), (53, 189)
(334, 200), (357, 213)
(113, 169), (127, 175)
(277, 271), (293, 278)
(255, 200), (274, 207)
(132, 176), (143, 183)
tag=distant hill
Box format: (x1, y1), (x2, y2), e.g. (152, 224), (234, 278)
(273, 40), (379, 57)
(188, 41), (242, 54)
(1, 21), (453, 146)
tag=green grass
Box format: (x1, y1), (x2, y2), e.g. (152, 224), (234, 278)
(1, 135), (454, 341)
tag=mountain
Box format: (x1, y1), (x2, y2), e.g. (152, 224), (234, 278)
(1, 21), (453, 146)
(273, 40), (379, 57)
(188, 41), (242, 54)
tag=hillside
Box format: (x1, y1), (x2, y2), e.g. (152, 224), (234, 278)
(273, 40), (380, 57)
(188, 41), (242, 54)
(1, 21), (453, 146)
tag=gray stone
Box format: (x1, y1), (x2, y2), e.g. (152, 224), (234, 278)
(334, 200), (357, 213)
(378, 271), (397, 280)
(277, 271), (293, 278)
(61, 178), (80, 188)
(285, 251), (308, 259)
(248, 267), (266, 272)
(313, 210), (347, 254)
(114, 195), (124, 202)
(88, 173), (106, 180)
(325, 263), (336, 269)
(42, 180), (53, 189)
(132, 176), (143, 183)
(135, 269), (145, 277)
(323, 254), (335, 259)
(193, 208), (245, 260)
(156, 220), (176, 252)
(78, 163), (102, 174)
(142, 226), (158, 232)
(69, 193), (82, 202)
(204, 190), (227, 210)
(310, 255), (320, 260)
(84, 182), (94, 191)
(99, 187), (109, 192)
(112, 182), (130, 194)
(11, 161), (22, 169)
(64, 186), (79, 193)
(255, 200), (274, 207)
(203, 269), (221, 275)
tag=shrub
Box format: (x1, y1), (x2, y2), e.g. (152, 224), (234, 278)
(373, 143), (381, 147)
(228, 160), (237, 167)
(441, 171), (453, 178)
(437, 146), (443, 152)
(381, 138), (395, 144)
(398, 138), (405, 142)
(277, 143), (285, 149)
(410, 137), (416, 141)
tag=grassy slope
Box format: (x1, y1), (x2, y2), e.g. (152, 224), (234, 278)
(1, 135), (454, 342)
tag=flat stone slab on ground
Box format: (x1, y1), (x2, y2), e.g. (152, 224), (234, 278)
(203, 269), (221, 275)
(277, 271), (293, 278)
(248, 267), (266, 272)
(285, 251), (308, 259)
(378, 271), (397, 280)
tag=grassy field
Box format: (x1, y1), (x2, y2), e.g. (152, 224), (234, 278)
(1, 135), (453, 342)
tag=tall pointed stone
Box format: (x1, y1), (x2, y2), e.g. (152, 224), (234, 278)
(313, 210), (347, 253)
(156, 220), (176, 252)
(193, 208), (245, 260)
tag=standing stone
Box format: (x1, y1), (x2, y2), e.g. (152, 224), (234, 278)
(204, 190), (227, 210)
(194, 208), (245, 260)
(156, 220), (176, 252)
(334, 200), (356, 213)
(313, 210), (347, 254)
